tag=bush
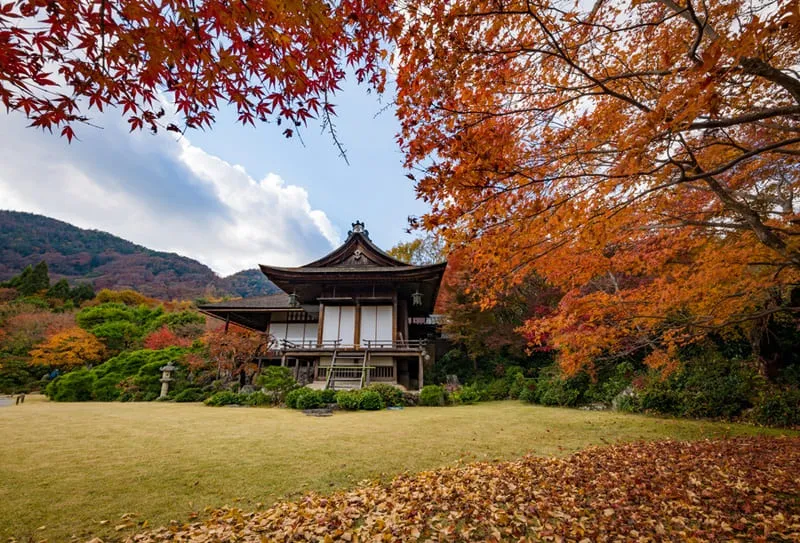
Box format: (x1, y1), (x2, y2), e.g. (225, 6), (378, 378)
(285, 387), (314, 409)
(633, 355), (763, 419)
(204, 390), (245, 406)
(336, 390), (363, 410)
(358, 390), (384, 410)
(245, 390), (273, 407)
(420, 385), (446, 406)
(46, 369), (96, 402)
(638, 381), (681, 415)
(613, 392), (640, 413)
(519, 379), (537, 403)
(173, 388), (207, 402)
(508, 373), (527, 399)
(318, 388), (338, 404)
(402, 391), (419, 406)
(484, 379), (510, 401)
(535, 366), (586, 407)
(0, 355), (38, 394)
(752, 388), (800, 428)
(366, 383), (403, 407)
(94, 347), (190, 402)
(296, 390), (327, 410)
(92, 373), (123, 401)
(452, 384), (481, 405)
(585, 361), (637, 405)
(257, 366), (299, 403)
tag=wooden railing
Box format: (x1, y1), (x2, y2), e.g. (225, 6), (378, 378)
(317, 365), (394, 381)
(363, 339), (427, 350)
(279, 339), (426, 351)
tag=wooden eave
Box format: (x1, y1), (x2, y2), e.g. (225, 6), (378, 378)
(258, 262), (448, 283)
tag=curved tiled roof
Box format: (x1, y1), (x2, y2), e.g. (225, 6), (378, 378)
(197, 292), (291, 310)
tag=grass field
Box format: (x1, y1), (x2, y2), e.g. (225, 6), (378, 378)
(0, 396), (794, 542)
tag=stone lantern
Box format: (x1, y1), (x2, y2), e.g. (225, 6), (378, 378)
(159, 364), (176, 399)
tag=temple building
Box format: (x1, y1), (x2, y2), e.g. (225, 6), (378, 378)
(199, 222), (446, 391)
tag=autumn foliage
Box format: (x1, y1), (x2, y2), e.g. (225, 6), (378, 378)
(395, 0), (800, 374)
(1, 0), (399, 140)
(29, 326), (105, 368)
(125, 437), (800, 542)
(143, 326), (191, 350)
(203, 325), (266, 382)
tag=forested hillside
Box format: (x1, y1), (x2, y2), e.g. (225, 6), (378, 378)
(0, 211), (278, 299)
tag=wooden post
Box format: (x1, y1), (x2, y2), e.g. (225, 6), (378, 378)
(391, 290), (398, 346)
(281, 354), (287, 367)
(317, 303), (325, 346)
(224, 312), (230, 333)
(400, 299), (409, 343)
(354, 301), (361, 347)
(418, 353), (424, 390)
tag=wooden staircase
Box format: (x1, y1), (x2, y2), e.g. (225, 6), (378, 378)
(324, 349), (372, 391)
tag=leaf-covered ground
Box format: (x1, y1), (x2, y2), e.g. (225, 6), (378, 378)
(125, 437), (800, 542)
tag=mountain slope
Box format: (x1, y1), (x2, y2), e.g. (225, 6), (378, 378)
(0, 210), (279, 299)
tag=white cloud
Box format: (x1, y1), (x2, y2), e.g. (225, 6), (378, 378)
(0, 112), (340, 276)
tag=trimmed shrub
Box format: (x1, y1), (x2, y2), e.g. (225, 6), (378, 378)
(318, 388), (338, 404)
(285, 387), (314, 409)
(204, 390), (245, 406)
(245, 390), (273, 407)
(366, 383), (403, 407)
(46, 369), (96, 402)
(358, 390), (384, 410)
(173, 388), (207, 403)
(336, 390), (362, 410)
(452, 384), (481, 405)
(752, 388), (800, 428)
(92, 373), (123, 401)
(420, 385), (446, 406)
(296, 390), (327, 410)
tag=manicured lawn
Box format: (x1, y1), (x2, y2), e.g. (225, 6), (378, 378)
(0, 396), (793, 542)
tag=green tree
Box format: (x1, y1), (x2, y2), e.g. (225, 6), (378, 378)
(76, 302), (164, 353)
(387, 235), (446, 265)
(2, 261), (50, 296)
(69, 283), (95, 304)
(46, 279), (71, 300)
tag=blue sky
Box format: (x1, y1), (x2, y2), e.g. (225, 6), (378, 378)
(0, 77), (426, 276)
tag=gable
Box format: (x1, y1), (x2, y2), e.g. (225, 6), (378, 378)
(302, 227), (408, 269)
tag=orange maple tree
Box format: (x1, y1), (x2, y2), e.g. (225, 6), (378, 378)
(1, 0), (399, 142)
(395, 0), (800, 374)
(29, 326), (106, 368)
(203, 325), (267, 383)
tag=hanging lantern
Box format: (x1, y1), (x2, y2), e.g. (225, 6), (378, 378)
(411, 290), (423, 307)
(288, 292), (300, 307)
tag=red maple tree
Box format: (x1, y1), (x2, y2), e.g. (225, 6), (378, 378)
(1, 0), (399, 141)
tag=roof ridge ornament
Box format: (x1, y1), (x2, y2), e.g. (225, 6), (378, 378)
(348, 220), (369, 239)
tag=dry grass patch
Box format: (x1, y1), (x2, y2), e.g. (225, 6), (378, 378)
(0, 396), (793, 542)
